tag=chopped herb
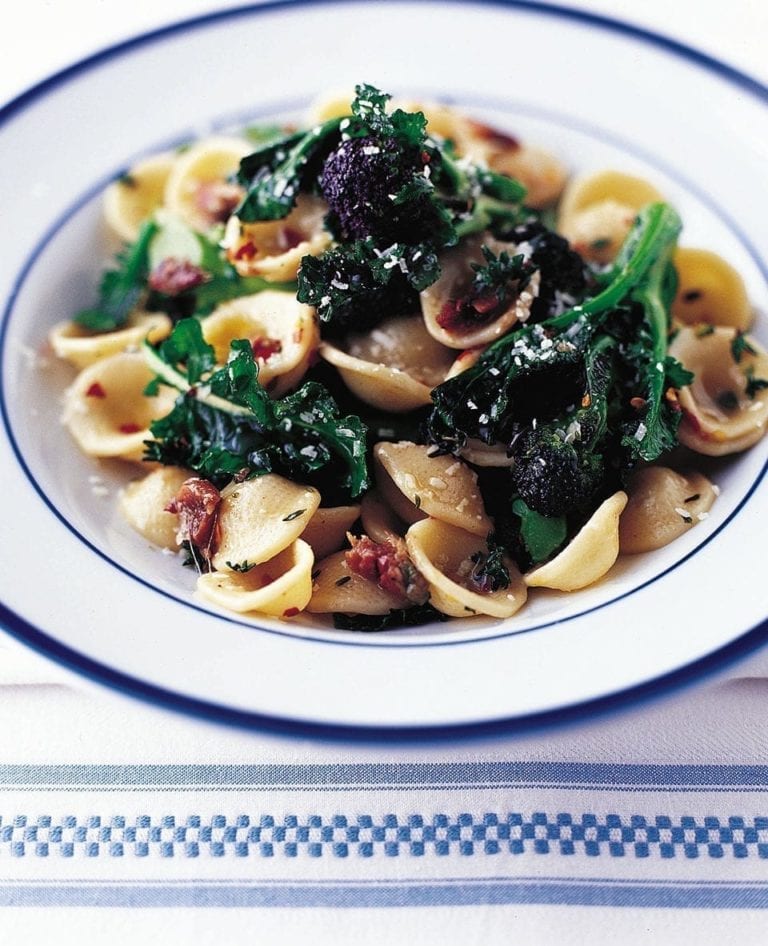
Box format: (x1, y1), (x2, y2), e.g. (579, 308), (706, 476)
(335, 575), (352, 586)
(469, 539), (510, 593)
(731, 331), (757, 363)
(745, 367), (768, 399)
(684, 494), (700, 504)
(282, 509), (307, 522)
(226, 560), (257, 573)
(696, 324), (715, 337)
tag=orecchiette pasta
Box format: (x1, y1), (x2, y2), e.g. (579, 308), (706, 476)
(374, 442), (492, 537)
(211, 475), (320, 573)
(119, 466), (193, 549)
(405, 518), (527, 618)
(197, 539), (314, 616)
(49, 311), (172, 370)
(307, 550), (408, 615)
(671, 248), (753, 332)
(51, 87), (767, 633)
(163, 136), (251, 231)
(557, 171), (665, 264)
(103, 152), (176, 243)
(63, 352), (177, 462)
(420, 236), (540, 349)
(201, 291), (319, 396)
(525, 492), (628, 591)
(300, 505), (361, 560)
(320, 315), (456, 412)
(222, 195), (332, 281)
(360, 489), (409, 543)
(619, 467), (717, 554)
(669, 326), (768, 455)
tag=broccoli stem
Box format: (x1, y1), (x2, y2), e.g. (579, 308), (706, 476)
(547, 202), (681, 332)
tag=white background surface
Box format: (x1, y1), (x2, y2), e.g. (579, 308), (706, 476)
(2, 0), (767, 109)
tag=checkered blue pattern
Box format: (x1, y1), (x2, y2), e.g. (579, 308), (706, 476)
(3, 812), (767, 859)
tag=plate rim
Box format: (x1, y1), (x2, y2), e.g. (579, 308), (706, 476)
(1, 0), (767, 736)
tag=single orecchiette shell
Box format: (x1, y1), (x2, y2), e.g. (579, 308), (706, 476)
(374, 441), (492, 537)
(669, 326), (768, 455)
(222, 195), (332, 281)
(557, 170), (664, 225)
(481, 143), (567, 209)
(320, 315), (455, 413)
(671, 247), (753, 332)
(557, 199), (638, 265)
(201, 291), (319, 397)
(103, 152), (176, 243)
(525, 491), (628, 591)
(164, 136), (250, 231)
(49, 311), (172, 370)
(119, 466), (193, 549)
(211, 475), (320, 573)
(197, 539), (314, 618)
(405, 518), (527, 618)
(420, 236), (539, 349)
(300, 505), (361, 560)
(619, 466), (717, 554)
(63, 352), (177, 462)
(360, 489), (408, 543)
(307, 550), (408, 615)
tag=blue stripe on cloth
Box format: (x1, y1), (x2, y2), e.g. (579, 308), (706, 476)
(0, 878), (767, 908)
(0, 763), (766, 789)
(1, 813), (766, 859)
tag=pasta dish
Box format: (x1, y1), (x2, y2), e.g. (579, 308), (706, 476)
(49, 85), (768, 630)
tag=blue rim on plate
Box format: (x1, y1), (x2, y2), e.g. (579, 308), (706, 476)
(1, 0), (767, 739)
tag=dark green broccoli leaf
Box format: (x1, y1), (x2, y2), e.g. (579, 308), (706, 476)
(236, 119), (342, 221)
(142, 319), (370, 499)
(74, 220), (158, 332)
(511, 499), (568, 564)
(296, 238), (439, 334)
(333, 602), (449, 631)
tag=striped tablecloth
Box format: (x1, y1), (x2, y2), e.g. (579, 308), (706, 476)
(1, 642), (768, 943)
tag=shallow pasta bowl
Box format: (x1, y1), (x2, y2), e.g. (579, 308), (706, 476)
(1, 0), (767, 735)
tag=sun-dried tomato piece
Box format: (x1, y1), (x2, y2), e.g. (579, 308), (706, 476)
(148, 258), (208, 296)
(251, 337), (283, 361)
(195, 180), (244, 224)
(166, 476), (222, 561)
(345, 535), (428, 604)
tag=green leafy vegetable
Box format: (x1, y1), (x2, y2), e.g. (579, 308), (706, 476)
(511, 499), (567, 564)
(142, 318), (370, 500)
(75, 220), (158, 332)
(332, 602), (449, 631)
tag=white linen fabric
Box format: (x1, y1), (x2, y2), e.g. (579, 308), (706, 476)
(0, 645), (767, 943)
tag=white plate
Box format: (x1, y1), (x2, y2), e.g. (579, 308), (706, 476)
(1, 1), (767, 734)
